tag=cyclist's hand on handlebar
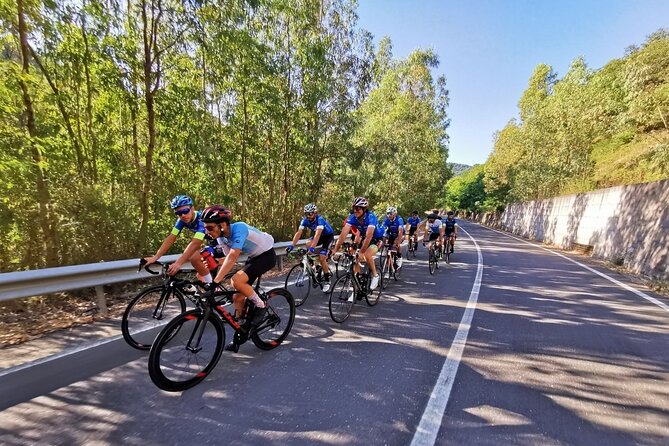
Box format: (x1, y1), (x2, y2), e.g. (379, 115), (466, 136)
(166, 262), (182, 276)
(285, 245), (294, 254)
(307, 246), (316, 254)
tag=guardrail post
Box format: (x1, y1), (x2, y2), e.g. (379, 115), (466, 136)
(276, 255), (283, 271)
(95, 285), (108, 316)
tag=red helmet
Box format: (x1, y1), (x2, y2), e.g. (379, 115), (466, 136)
(201, 205), (232, 223)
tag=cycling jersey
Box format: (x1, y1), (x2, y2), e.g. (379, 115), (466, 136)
(171, 210), (206, 241)
(406, 216), (421, 228)
(346, 211), (385, 239)
(443, 219), (458, 235)
(212, 222), (274, 259)
(383, 216), (405, 237)
(299, 214), (334, 236)
(427, 218), (443, 234)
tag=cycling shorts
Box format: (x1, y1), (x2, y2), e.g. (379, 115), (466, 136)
(241, 248), (276, 286)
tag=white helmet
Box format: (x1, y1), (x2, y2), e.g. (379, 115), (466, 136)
(352, 197), (369, 208)
(386, 206), (397, 216)
(304, 203), (318, 213)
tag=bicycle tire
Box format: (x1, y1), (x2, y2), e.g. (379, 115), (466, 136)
(251, 288), (296, 350)
(380, 250), (391, 289)
(328, 274), (355, 323)
(121, 285), (186, 350)
(394, 259), (402, 281)
(335, 255), (352, 278)
(148, 309), (225, 392)
(285, 264), (311, 307)
(429, 249), (437, 275)
(365, 270), (382, 306)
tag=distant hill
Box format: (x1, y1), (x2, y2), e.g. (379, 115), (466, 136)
(449, 163), (472, 177)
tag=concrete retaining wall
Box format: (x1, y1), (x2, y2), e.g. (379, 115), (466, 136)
(496, 179), (669, 280)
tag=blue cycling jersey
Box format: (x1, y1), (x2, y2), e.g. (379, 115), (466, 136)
(299, 214), (334, 236)
(406, 216), (421, 228)
(213, 222), (274, 258)
(443, 219), (458, 234)
(346, 211), (385, 239)
(383, 216), (405, 236)
(171, 210), (206, 241)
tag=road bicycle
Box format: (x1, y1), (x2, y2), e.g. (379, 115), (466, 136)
(424, 239), (443, 275)
(285, 248), (333, 306)
(379, 240), (402, 289)
(444, 234), (456, 264)
(328, 242), (382, 323)
(407, 233), (418, 258)
(121, 260), (203, 350)
(148, 280), (295, 392)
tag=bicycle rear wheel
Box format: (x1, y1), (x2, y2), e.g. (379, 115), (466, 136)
(285, 264), (311, 307)
(328, 274), (355, 323)
(148, 309), (224, 392)
(445, 242), (451, 264)
(122, 285), (186, 350)
(251, 288), (296, 350)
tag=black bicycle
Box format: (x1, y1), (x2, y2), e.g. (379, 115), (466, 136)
(328, 242), (382, 323)
(379, 241), (402, 288)
(407, 233), (418, 258)
(121, 260), (202, 350)
(425, 239), (443, 275)
(285, 248), (332, 306)
(444, 234), (456, 264)
(148, 281), (295, 392)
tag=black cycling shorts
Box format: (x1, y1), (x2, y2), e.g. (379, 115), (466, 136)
(314, 233), (334, 253)
(408, 227), (418, 236)
(241, 248), (276, 286)
(428, 232), (440, 242)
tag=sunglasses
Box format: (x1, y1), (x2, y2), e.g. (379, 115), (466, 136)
(305, 212), (315, 217)
(352, 206), (364, 211)
(204, 224), (219, 232)
(174, 207), (191, 216)
(386, 212), (395, 216)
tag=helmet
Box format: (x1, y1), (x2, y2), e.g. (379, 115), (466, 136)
(170, 195), (193, 209)
(201, 205), (232, 223)
(386, 206), (397, 216)
(304, 203), (318, 213)
(352, 197), (369, 208)
(412, 210), (419, 215)
(427, 213), (439, 220)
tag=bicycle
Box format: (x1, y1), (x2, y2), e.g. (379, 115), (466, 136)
(121, 260), (203, 350)
(379, 241), (402, 288)
(148, 279), (295, 392)
(285, 248), (332, 306)
(444, 234), (456, 264)
(407, 233), (419, 258)
(328, 242), (382, 323)
(424, 239), (443, 275)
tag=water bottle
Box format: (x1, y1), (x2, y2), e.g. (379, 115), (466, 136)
(200, 247), (218, 271)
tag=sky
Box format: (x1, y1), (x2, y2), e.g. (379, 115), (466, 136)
(356, 0), (669, 166)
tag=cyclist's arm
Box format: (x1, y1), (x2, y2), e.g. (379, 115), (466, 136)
(454, 223), (459, 237)
(310, 227), (324, 248)
(213, 248), (241, 284)
(360, 225), (375, 252)
(290, 229), (304, 247)
(145, 233), (177, 263)
(333, 224), (351, 253)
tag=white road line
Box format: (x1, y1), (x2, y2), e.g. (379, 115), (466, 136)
(483, 225), (669, 313)
(411, 226), (483, 446)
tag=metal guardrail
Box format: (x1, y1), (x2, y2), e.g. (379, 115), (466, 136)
(0, 239), (308, 306)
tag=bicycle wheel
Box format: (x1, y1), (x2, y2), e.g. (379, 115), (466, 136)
(328, 274), (355, 323)
(122, 285), (186, 350)
(429, 249), (437, 275)
(394, 256), (402, 281)
(148, 309), (225, 392)
(251, 288), (296, 350)
(335, 255), (352, 278)
(365, 271), (382, 306)
(445, 241), (451, 264)
(380, 250), (391, 289)
(285, 264), (311, 307)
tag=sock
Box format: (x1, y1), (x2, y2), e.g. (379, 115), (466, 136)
(248, 293), (265, 308)
(202, 273), (213, 283)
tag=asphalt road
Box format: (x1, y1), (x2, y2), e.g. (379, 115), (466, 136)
(0, 222), (667, 446)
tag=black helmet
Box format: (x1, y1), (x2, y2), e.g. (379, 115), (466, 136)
(201, 205), (232, 223)
(412, 210), (419, 215)
(427, 213), (439, 220)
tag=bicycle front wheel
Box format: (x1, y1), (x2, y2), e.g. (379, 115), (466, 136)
(335, 255), (351, 278)
(365, 273), (382, 307)
(122, 285), (186, 350)
(251, 288), (296, 350)
(285, 264), (311, 307)
(328, 274), (355, 323)
(429, 250), (437, 275)
(148, 309), (225, 392)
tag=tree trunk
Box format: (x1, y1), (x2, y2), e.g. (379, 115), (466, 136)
(17, 0), (59, 267)
(81, 7), (98, 182)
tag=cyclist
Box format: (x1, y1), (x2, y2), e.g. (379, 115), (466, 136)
(443, 211), (459, 252)
(200, 205), (276, 342)
(422, 212), (445, 257)
(405, 210), (421, 250)
(382, 206), (405, 269)
(286, 203), (335, 292)
(143, 195), (213, 283)
(332, 197), (384, 291)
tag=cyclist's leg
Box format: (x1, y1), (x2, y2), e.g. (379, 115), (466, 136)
(232, 249), (276, 311)
(188, 250), (212, 281)
(317, 234), (334, 276)
(364, 239), (380, 277)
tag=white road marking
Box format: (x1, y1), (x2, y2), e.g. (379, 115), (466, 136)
(411, 226), (483, 446)
(484, 225), (669, 313)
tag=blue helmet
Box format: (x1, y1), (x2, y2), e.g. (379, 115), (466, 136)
(170, 195), (193, 209)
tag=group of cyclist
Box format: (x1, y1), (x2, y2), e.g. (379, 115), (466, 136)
(142, 194), (459, 350)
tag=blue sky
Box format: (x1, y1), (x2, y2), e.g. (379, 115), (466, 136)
(356, 0), (669, 166)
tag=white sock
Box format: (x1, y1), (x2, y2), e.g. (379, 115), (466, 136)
(248, 293), (265, 308)
(202, 273), (212, 283)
